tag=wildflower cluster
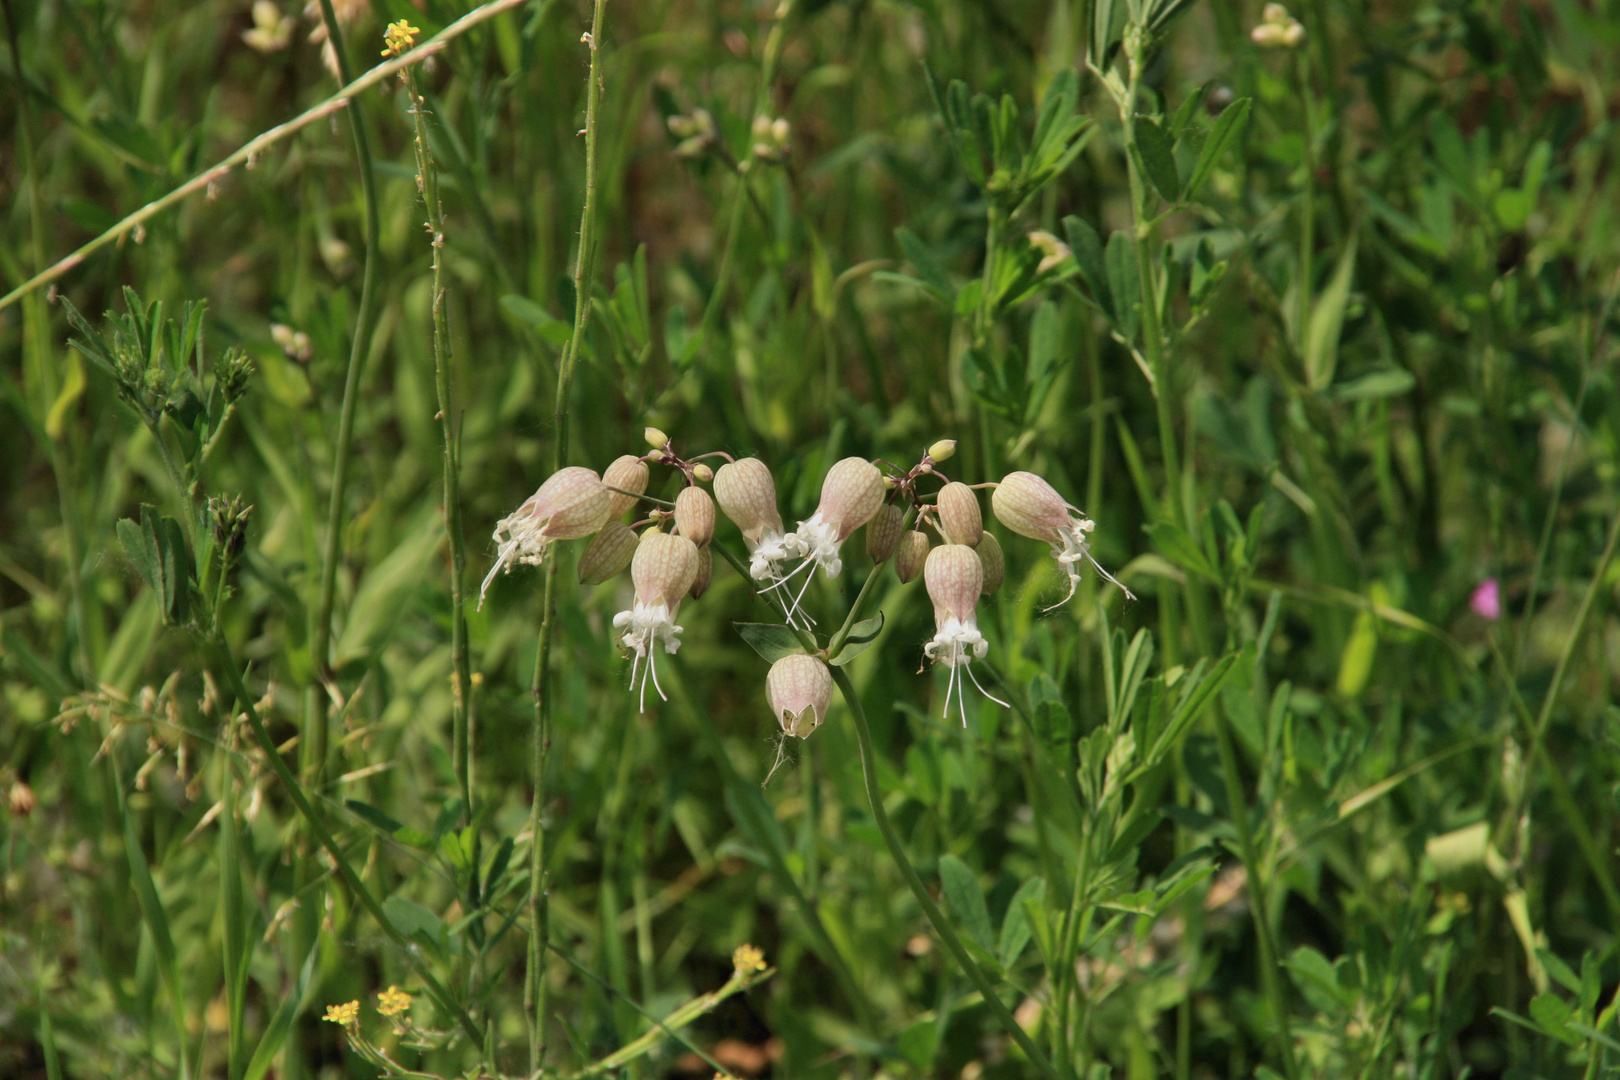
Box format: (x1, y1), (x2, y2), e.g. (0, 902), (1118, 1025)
(481, 435), (1127, 732)
(1250, 3), (1304, 47)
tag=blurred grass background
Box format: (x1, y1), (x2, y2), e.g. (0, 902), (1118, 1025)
(3, 0), (1620, 1077)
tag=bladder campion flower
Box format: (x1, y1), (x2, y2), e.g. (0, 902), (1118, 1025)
(578, 521), (639, 584)
(714, 457), (789, 579)
(733, 943), (768, 976)
(936, 482), (983, 547)
(376, 986), (412, 1017)
(894, 530), (929, 584)
(977, 532), (1005, 596)
(613, 531), (700, 712)
(865, 503), (904, 563)
(675, 486), (716, 547)
(772, 457), (885, 622)
(602, 454), (650, 519)
(767, 654), (833, 738)
(991, 471), (1132, 607)
(480, 467), (613, 608)
(381, 20), (420, 57)
(324, 1000), (360, 1027)
(923, 544), (1008, 725)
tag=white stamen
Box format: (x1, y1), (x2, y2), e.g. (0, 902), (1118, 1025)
(923, 615), (1001, 725)
(614, 601), (683, 713)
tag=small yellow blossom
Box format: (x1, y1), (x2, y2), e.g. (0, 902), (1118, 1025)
(377, 985), (413, 1017)
(732, 943), (766, 976)
(381, 20), (421, 57)
(323, 1000), (360, 1027)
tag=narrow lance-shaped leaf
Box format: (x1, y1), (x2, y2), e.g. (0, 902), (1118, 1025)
(1134, 115), (1180, 203)
(1184, 98), (1251, 203)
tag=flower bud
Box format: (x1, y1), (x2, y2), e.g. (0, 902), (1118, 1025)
(644, 426), (669, 449)
(865, 503), (904, 563)
(578, 521), (639, 584)
(894, 530), (929, 583)
(990, 471), (1071, 542)
(925, 544), (984, 627)
(631, 530), (700, 608)
(936, 482), (983, 548)
(766, 653), (833, 738)
(977, 532), (1004, 596)
(817, 457), (886, 539)
(602, 454), (650, 519)
(692, 462), (714, 482)
(714, 457), (784, 544)
(674, 486), (716, 547)
(928, 439), (957, 463)
(688, 544), (714, 599)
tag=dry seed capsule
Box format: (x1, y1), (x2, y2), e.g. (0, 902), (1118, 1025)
(894, 530), (930, 584)
(936, 482), (983, 548)
(977, 532), (1004, 596)
(766, 653), (834, 738)
(674, 486), (716, 547)
(865, 503), (904, 563)
(578, 521), (639, 584)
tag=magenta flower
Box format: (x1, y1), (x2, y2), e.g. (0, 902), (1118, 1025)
(1470, 578), (1500, 621)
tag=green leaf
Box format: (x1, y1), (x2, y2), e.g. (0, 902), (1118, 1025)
(1148, 521), (1217, 581)
(997, 878), (1045, 969)
(1305, 234), (1359, 391)
(1104, 231), (1141, 341)
(384, 895), (447, 955)
(501, 294), (572, 346)
(1063, 215), (1114, 323)
(895, 228), (955, 302)
(1184, 98), (1250, 203)
(346, 798), (406, 836)
(1134, 115), (1180, 203)
(332, 515), (444, 668)
(939, 854), (995, 954)
(1332, 368), (1414, 401)
(1529, 992), (1581, 1045)
(244, 947), (315, 1080)
(733, 622), (809, 663)
(222, 791), (251, 1080)
(117, 515), (162, 597)
(830, 612), (884, 666)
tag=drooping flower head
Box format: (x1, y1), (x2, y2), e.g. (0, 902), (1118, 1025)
(602, 454), (650, 519)
(922, 544), (1008, 725)
(865, 502), (904, 564)
(894, 529), (930, 584)
(612, 531), (699, 712)
(935, 481), (983, 547)
(766, 653), (834, 738)
(772, 457), (886, 623)
(714, 458), (789, 580)
(578, 521), (639, 585)
(990, 471), (1133, 607)
(481, 467), (612, 608)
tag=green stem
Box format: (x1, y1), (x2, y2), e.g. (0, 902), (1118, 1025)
(1212, 709), (1299, 1080)
(832, 666), (1063, 1080)
(1295, 49), (1315, 359)
(205, 635), (481, 1046)
(405, 68), (473, 823)
(528, 0), (609, 1068)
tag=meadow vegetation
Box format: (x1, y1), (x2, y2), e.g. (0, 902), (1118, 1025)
(2, 0), (1620, 1077)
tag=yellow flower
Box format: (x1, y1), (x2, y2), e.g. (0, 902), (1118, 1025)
(381, 20), (421, 57)
(377, 985), (413, 1017)
(323, 1000), (360, 1027)
(731, 943), (766, 976)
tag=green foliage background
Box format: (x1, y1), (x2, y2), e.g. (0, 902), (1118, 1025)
(2, 0), (1620, 1077)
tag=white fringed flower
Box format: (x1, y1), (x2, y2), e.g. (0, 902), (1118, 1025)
(612, 531), (700, 713)
(922, 544), (1008, 725)
(480, 467), (612, 608)
(990, 471), (1133, 608)
(769, 457), (886, 624)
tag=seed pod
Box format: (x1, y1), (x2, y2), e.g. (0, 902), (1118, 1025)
(688, 545), (714, 600)
(602, 455), (650, 519)
(578, 521), (639, 584)
(936, 482), (983, 547)
(865, 503), (904, 563)
(674, 486), (716, 547)
(990, 471), (1071, 542)
(924, 544), (984, 627)
(766, 653), (833, 738)
(631, 530), (700, 608)
(977, 532), (1004, 596)
(894, 530), (930, 584)
(817, 457), (886, 539)
(714, 457), (785, 544)
(928, 438), (957, 463)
